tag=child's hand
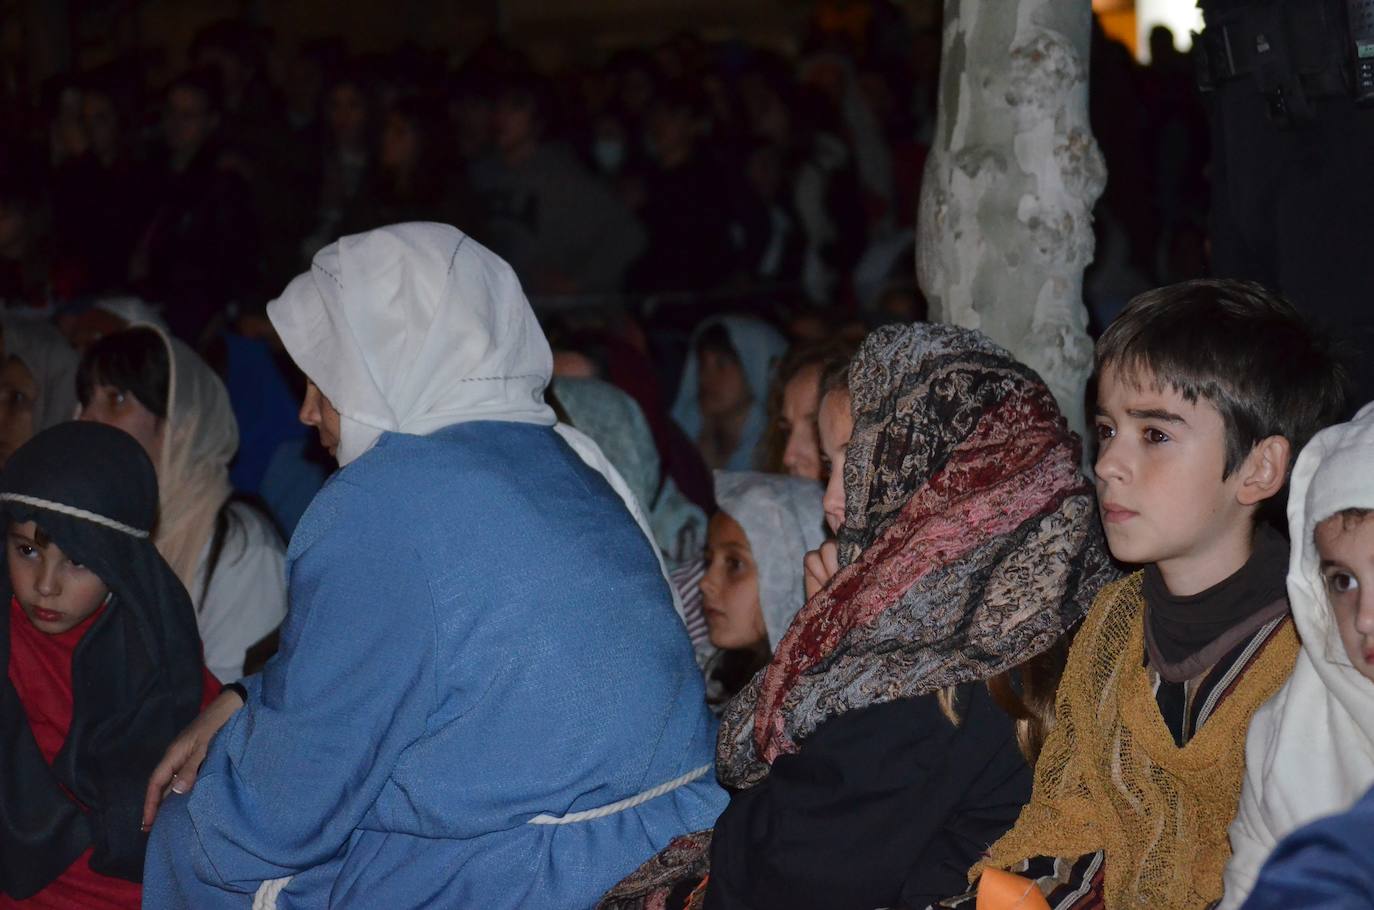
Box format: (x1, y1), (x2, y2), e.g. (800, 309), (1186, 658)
(803, 540), (841, 600)
(141, 687), (245, 830)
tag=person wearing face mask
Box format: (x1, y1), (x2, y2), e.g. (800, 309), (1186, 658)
(587, 111), (634, 177)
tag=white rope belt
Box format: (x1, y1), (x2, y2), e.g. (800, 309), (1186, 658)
(253, 877), (291, 910)
(250, 764), (714, 909)
(527, 763), (712, 826)
(0, 493), (150, 538)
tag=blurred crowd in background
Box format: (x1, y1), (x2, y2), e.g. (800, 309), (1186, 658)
(0, 6), (1210, 339)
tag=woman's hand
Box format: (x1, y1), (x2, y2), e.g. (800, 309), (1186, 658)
(141, 688), (245, 830)
(803, 540), (841, 600)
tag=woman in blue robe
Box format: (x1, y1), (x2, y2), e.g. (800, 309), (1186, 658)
(140, 222), (726, 909)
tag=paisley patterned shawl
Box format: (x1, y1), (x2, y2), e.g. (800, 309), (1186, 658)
(718, 323), (1118, 787)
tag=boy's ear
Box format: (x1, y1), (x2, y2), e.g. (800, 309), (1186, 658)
(1236, 435), (1291, 506)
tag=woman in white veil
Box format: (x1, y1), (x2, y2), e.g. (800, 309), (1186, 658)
(140, 223), (726, 910)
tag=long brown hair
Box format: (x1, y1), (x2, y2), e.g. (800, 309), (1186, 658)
(759, 339), (857, 472)
(936, 628), (1077, 764)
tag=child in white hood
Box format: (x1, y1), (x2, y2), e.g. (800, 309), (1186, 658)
(700, 471), (826, 707)
(1221, 402), (1374, 908)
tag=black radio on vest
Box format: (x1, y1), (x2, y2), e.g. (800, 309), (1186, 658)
(1196, 0), (1374, 408)
(1350, 0), (1374, 103)
(1196, 0), (1363, 124)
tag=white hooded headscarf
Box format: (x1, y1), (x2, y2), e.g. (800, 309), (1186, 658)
(0, 315), (79, 434)
(79, 323), (237, 603)
(713, 471), (826, 648)
(1222, 403), (1374, 908)
(267, 223), (555, 467)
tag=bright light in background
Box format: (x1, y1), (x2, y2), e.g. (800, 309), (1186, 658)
(1136, 0), (1205, 63)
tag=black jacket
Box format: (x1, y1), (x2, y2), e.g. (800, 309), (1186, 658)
(706, 683), (1032, 910)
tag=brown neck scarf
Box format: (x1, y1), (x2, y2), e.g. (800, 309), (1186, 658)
(717, 324), (1119, 788)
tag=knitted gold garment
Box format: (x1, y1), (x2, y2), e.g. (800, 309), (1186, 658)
(975, 573), (1299, 909)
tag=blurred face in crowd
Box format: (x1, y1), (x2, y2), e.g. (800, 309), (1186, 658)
(0, 203), (28, 257)
(741, 77), (790, 146)
(283, 52), (324, 122)
(698, 346), (750, 419)
(591, 114), (628, 175)
(8, 521), (110, 635)
(799, 58), (847, 105)
(51, 86), (88, 162)
(779, 364), (823, 481)
(578, 69), (617, 114)
(450, 94), (492, 160)
(82, 93), (121, 163)
(746, 143), (785, 202)
(646, 104), (695, 166)
(381, 112), (420, 173)
(0, 357), (37, 466)
(197, 46), (249, 99)
(164, 85), (217, 164)
(701, 510), (766, 650)
(326, 83), (369, 150)
(619, 67), (656, 115)
(299, 380), (342, 461)
(79, 386), (164, 464)
(492, 93), (539, 158)
(1316, 512), (1374, 686)
(817, 388), (853, 534)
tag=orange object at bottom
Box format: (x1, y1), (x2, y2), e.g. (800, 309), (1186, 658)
(977, 868), (1052, 910)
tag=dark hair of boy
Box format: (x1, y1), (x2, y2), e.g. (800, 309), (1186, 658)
(1096, 278), (1350, 478)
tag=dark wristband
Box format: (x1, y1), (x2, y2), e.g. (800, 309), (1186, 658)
(223, 682), (248, 704)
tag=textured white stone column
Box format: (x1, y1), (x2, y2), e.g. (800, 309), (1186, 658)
(916, 0), (1105, 440)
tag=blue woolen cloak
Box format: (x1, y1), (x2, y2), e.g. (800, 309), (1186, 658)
(143, 421), (726, 908)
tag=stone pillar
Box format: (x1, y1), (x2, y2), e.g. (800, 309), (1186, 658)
(916, 0), (1104, 440)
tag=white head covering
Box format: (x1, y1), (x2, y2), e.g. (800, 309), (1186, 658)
(671, 315), (787, 473)
(267, 223), (555, 467)
(0, 315), (79, 432)
(552, 376), (660, 518)
(132, 324), (238, 603)
(1222, 403), (1374, 909)
(92, 296), (167, 332)
(713, 471), (826, 648)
